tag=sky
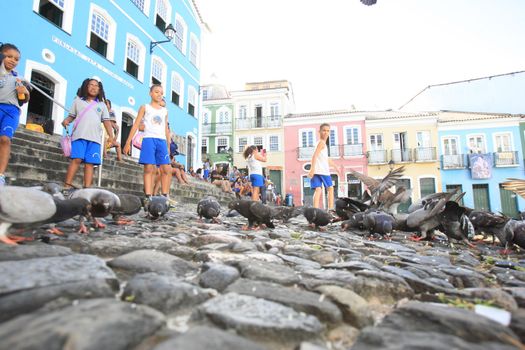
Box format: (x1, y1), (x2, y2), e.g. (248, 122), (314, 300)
(195, 0), (525, 113)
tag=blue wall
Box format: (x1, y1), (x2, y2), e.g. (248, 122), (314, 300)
(439, 125), (525, 213)
(0, 0), (202, 166)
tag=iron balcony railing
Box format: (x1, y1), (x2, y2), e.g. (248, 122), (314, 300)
(367, 150), (388, 164)
(235, 115), (282, 129)
(441, 154), (467, 169)
(297, 143), (364, 160)
(343, 143), (364, 157)
(202, 122), (232, 135)
(391, 148), (413, 163)
(297, 146), (315, 160)
(414, 147), (437, 162)
(494, 151), (519, 166)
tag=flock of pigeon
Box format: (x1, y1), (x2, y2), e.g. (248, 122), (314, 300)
(1, 168), (525, 253)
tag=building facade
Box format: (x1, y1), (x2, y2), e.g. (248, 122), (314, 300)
(283, 111), (368, 207)
(438, 111), (525, 216)
(1, 0), (204, 168)
(200, 84), (233, 170)
(230, 80), (295, 195)
(364, 111), (441, 212)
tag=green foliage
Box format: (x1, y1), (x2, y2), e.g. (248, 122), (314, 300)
(436, 293), (497, 310)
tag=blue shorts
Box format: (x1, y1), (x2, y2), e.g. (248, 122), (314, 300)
(203, 169), (209, 179)
(139, 137), (170, 165)
(71, 139), (102, 165)
(311, 174), (333, 189)
(250, 174), (264, 187)
(0, 104), (20, 139)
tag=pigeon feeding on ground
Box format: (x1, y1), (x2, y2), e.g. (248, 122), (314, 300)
(500, 219), (525, 254)
(437, 201), (476, 248)
(197, 196), (221, 223)
(111, 193), (142, 224)
(227, 199), (275, 229)
(146, 196), (170, 219)
(0, 186), (91, 244)
(335, 197), (369, 221)
(67, 188), (121, 232)
(363, 210), (395, 238)
(303, 207), (332, 231)
(341, 211), (366, 231)
(271, 206), (303, 223)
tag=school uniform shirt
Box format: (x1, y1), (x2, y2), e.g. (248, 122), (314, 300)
(142, 104), (167, 140)
(0, 69), (27, 107)
(69, 97), (110, 143)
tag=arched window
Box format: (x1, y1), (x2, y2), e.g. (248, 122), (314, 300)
(151, 56), (167, 87)
(124, 34), (145, 81)
(189, 33), (199, 67)
(155, 0), (171, 32)
(174, 14), (187, 53)
(187, 86), (197, 117)
(86, 5), (117, 61)
(170, 71), (184, 106)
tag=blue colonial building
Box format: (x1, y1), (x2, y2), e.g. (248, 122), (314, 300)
(438, 111), (525, 216)
(0, 0), (204, 168)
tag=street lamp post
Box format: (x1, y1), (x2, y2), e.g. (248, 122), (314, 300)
(150, 24), (176, 53)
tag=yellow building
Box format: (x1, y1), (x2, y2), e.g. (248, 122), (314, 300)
(230, 80), (295, 195)
(364, 111), (441, 212)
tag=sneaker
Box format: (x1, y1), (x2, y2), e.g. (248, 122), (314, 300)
(0, 174), (5, 186)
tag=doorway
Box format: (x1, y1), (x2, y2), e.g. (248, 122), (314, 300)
(27, 71), (55, 134)
(120, 112), (134, 147)
(473, 184), (490, 211)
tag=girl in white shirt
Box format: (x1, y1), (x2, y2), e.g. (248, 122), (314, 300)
(243, 145), (267, 201)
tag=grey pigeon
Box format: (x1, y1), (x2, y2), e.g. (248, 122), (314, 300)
(467, 210), (509, 244)
(437, 201), (476, 248)
(0, 186), (91, 244)
(341, 211), (366, 231)
(197, 196), (221, 222)
(228, 199), (259, 229)
(249, 201), (275, 229)
(500, 219), (525, 253)
(271, 206), (303, 223)
(68, 188), (121, 232)
(303, 207), (332, 230)
(147, 196), (170, 219)
(335, 197), (369, 220)
(111, 193), (142, 224)
(363, 210), (395, 237)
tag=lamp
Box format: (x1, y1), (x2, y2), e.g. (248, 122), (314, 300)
(388, 159), (395, 171)
(150, 24), (176, 53)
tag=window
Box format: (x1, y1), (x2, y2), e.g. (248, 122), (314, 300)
(494, 133), (512, 152)
(203, 112), (209, 125)
(254, 136), (264, 151)
(238, 137), (247, 153)
(171, 72), (183, 106)
(329, 129), (337, 146)
(188, 86), (197, 117)
(468, 134), (486, 153)
(369, 134), (383, 150)
(174, 15), (187, 53)
(189, 34), (199, 67)
(90, 12), (110, 57)
(300, 130), (315, 148)
(202, 88), (208, 101)
(38, 0), (64, 27)
(151, 57), (166, 86)
(155, 0), (170, 32)
(344, 126), (360, 144)
(443, 137), (459, 155)
(217, 137), (228, 153)
(269, 135), (279, 151)
(201, 137), (208, 155)
(420, 177), (436, 198)
(131, 0), (145, 11)
(416, 131), (431, 147)
(126, 40), (140, 78)
(239, 106), (247, 119)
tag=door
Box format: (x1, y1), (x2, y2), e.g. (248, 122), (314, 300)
(255, 105), (263, 128)
(302, 176), (314, 206)
(27, 71), (55, 134)
(369, 134), (385, 163)
(121, 113), (133, 147)
(347, 174), (362, 199)
(393, 132), (409, 162)
(419, 177), (436, 198)
(416, 131), (432, 161)
(269, 170), (282, 196)
(473, 184), (490, 211)
(499, 184), (519, 218)
(396, 178), (412, 213)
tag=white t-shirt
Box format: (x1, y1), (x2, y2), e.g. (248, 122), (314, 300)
(247, 154), (262, 176)
(142, 104), (167, 139)
(314, 141), (330, 175)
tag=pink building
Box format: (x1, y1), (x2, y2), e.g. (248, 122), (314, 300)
(283, 111), (368, 207)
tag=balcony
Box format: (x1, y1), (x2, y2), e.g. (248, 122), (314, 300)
(441, 154), (467, 169)
(414, 147), (437, 162)
(298, 146), (315, 160)
(391, 148), (413, 163)
(367, 150), (388, 164)
(202, 122), (232, 135)
(494, 151), (519, 167)
(328, 145), (340, 157)
(343, 143), (363, 157)
(235, 115), (282, 129)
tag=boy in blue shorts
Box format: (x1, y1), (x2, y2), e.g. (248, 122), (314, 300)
(124, 84), (171, 209)
(308, 123), (339, 210)
(0, 43), (30, 186)
(62, 78), (114, 190)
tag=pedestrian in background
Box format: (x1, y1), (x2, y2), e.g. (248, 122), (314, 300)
(243, 145), (267, 201)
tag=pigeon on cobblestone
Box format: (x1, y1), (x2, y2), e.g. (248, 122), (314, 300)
(437, 201), (476, 248)
(335, 197), (369, 220)
(197, 196), (221, 223)
(303, 207), (332, 230)
(363, 210), (395, 237)
(228, 200), (274, 229)
(67, 188), (121, 232)
(146, 196), (170, 219)
(0, 186), (91, 244)
(228, 200), (258, 229)
(111, 194), (142, 225)
(501, 219), (525, 253)
(271, 206), (303, 223)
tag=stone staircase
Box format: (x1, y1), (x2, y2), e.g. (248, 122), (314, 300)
(5, 128), (235, 205)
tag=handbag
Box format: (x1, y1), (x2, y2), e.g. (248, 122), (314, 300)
(132, 131), (144, 150)
(60, 100), (97, 157)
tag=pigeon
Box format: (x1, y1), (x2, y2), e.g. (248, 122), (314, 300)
(249, 201), (275, 229)
(467, 210), (509, 245)
(501, 219), (525, 253)
(271, 206), (303, 223)
(335, 197), (369, 221)
(303, 207), (332, 230)
(363, 210), (395, 238)
(341, 211), (366, 231)
(68, 188), (121, 232)
(0, 186), (91, 244)
(146, 196), (170, 219)
(349, 166), (410, 214)
(361, 0), (377, 5)
(437, 201), (476, 248)
(111, 194), (142, 224)
(227, 200), (273, 229)
(197, 196), (221, 223)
